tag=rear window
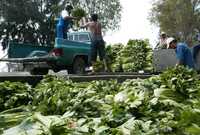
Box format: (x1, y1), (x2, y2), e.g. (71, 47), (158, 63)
(68, 33), (91, 42)
(68, 35), (73, 40)
(74, 34), (79, 41)
(79, 34), (90, 42)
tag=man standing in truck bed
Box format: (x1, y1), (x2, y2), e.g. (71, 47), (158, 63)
(81, 14), (108, 73)
(56, 4), (77, 39)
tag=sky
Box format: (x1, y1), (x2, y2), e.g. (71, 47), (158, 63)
(104, 0), (159, 47)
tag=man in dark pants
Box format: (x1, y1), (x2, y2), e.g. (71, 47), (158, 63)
(81, 14), (108, 73)
(56, 4), (77, 39)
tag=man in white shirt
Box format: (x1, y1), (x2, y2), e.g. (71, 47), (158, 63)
(56, 5), (77, 39)
(155, 32), (168, 49)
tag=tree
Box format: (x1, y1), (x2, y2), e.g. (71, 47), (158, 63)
(55, 0), (122, 32)
(0, 0), (50, 46)
(76, 0), (122, 32)
(149, 0), (200, 46)
(0, 0), (121, 50)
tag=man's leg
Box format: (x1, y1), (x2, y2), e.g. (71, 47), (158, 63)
(91, 43), (97, 73)
(103, 59), (108, 72)
(56, 24), (64, 38)
(98, 40), (108, 72)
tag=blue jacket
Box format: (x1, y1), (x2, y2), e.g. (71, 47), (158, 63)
(176, 43), (194, 68)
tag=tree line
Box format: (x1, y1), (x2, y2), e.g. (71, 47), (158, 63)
(1, 0), (200, 50)
(0, 0), (121, 50)
(150, 0), (200, 46)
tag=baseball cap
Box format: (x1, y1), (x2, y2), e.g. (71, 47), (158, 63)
(160, 32), (166, 35)
(166, 37), (175, 48)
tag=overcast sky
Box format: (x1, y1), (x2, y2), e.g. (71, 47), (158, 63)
(104, 0), (159, 47)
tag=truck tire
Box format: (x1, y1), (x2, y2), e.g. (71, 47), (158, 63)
(72, 57), (86, 74)
(30, 68), (49, 75)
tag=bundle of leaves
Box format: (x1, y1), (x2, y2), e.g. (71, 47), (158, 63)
(106, 43), (124, 72)
(113, 39), (153, 72)
(72, 7), (86, 28)
(0, 81), (32, 112)
(72, 7), (86, 19)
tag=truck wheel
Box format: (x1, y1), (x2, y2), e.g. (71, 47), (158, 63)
(72, 57), (86, 74)
(30, 68), (49, 75)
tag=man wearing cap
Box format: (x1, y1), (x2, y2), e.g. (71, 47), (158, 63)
(167, 37), (194, 68)
(56, 4), (77, 39)
(155, 32), (168, 49)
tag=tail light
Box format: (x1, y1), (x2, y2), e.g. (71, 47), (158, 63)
(50, 48), (63, 57)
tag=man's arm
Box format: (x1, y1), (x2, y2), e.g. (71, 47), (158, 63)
(63, 16), (78, 20)
(61, 10), (78, 20)
(176, 60), (183, 66)
(80, 22), (90, 28)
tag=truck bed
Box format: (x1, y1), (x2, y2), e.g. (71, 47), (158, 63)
(8, 42), (53, 58)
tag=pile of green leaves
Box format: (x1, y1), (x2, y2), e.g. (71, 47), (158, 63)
(94, 40), (153, 73)
(106, 43), (124, 72)
(2, 66), (200, 134)
(32, 75), (120, 116)
(0, 81), (32, 112)
(114, 39), (153, 72)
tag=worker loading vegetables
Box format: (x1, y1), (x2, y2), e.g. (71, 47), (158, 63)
(56, 4), (78, 39)
(81, 14), (108, 73)
(167, 37), (194, 69)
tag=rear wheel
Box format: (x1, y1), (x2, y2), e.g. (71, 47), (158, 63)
(72, 57), (86, 74)
(30, 68), (49, 75)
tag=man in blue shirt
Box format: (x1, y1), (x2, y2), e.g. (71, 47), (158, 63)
(167, 37), (194, 69)
(56, 4), (77, 39)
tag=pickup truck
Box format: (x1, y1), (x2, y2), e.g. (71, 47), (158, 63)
(2, 31), (92, 75)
